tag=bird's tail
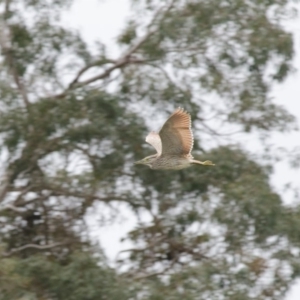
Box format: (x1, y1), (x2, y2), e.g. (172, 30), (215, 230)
(191, 160), (215, 166)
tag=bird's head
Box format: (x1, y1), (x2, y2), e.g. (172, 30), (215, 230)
(134, 155), (157, 168)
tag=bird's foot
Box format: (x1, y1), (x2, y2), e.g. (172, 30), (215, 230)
(203, 160), (215, 166)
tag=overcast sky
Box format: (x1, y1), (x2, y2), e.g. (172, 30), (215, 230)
(63, 1), (300, 299)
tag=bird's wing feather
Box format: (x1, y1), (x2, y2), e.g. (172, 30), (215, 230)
(145, 131), (162, 155)
(159, 108), (194, 156)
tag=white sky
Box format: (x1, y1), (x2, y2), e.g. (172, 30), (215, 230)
(63, 0), (300, 299)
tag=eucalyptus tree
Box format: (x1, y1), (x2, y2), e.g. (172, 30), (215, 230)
(0, 0), (299, 299)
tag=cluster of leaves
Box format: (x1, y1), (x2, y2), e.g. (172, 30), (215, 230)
(0, 0), (299, 299)
(0, 250), (133, 300)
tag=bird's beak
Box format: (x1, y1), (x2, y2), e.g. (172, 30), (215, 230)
(134, 159), (144, 165)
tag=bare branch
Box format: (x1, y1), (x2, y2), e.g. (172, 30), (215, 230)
(198, 120), (243, 137)
(130, 260), (177, 280)
(0, 204), (27, 213)
(0, 169), (14, 203)
(144, 62), (192, 97)
(68, 58), (116, 88)
(51, 187), (130, 203)
(13, 184), (35, 206)
(52, 1), (176, 99)
(72, 58), (130, 87)
(2, 242), (64, 257)
(4, 0), (12, 17)
(26, 180), (131, 204)
(54, 57), (145, 99)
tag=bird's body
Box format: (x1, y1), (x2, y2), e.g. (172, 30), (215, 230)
(135, 108), (215, 170)
(145, 155), (191, 170)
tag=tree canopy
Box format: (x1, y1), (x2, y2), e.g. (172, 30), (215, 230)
(0, 0), (299, 299)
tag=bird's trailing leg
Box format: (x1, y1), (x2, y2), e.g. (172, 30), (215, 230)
(191, 160), (215, 166)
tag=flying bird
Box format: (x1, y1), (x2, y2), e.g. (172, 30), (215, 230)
(135, 108), (215, 170)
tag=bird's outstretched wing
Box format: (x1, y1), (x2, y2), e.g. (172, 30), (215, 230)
(145, 131), (162, 155)
(159, 108), (194, 156)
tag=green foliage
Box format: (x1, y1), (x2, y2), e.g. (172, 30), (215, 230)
(0, 0), (299, 299)
(118, 21), (137, 45)
(0, 251), (133, 300)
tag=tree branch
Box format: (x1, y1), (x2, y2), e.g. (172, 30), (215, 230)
(0, 204), (27, 213)
(0, 169), (14, 203)
(68, 58), (116, 88)
(50, 187), (130, 203)
(54, 57), (145, 99)
(53, 1), (176, 99)
(2, 242), (64, 257)
(130, 260), (177, 280)
(32, 181), (131, 204)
